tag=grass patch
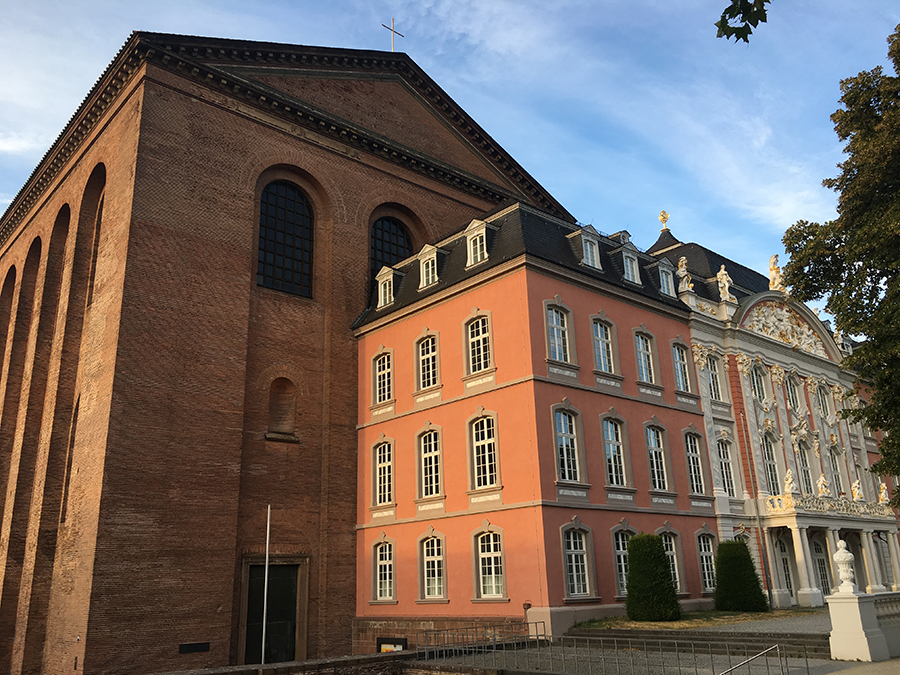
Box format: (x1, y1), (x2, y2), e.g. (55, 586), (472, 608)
(577, 607), (823, 631)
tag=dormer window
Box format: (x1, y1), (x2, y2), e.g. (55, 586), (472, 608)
(660, 269), (674, 296)
(421, 256), (437, 287)
(378, 278), (393, 308)
(375, 266), (399, 308)
(464, 218), (495, 267)
(583, 238), (601, 269)
(623, 254), (639, 283)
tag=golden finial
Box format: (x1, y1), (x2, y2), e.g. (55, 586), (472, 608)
(659, 210), (669, 231)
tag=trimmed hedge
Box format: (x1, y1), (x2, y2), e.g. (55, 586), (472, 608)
(714, 539), (768, 612)
(625, 533), (681, 621)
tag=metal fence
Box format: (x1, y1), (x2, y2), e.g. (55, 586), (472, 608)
(415, 623), (812, 675)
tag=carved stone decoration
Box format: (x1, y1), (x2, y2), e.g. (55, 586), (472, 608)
(743, 301), (828, 358)
(816, 472), (830, 497)
(813, 436), (821, 458)
(851, 479), (864, 502)
(879, 483), (890, 504)
(717, 264), (737, 303)
(676, 257), (694, 292)
(831, 384), (845, 402)
(691, 343), (715, 368)
(766, 493), (894, 519)
(834, 540), (857, 592)
(783, 469), (796, 496)
(769, 364), (785, 387)
(829, 433), (839, 449)
(763, 418), (776, 434)
(845, 393), (860, 410)
(805, 376), (819, 395)
(790, 418), (809, 452)
(769, 254), (786, 292)
(735, 353), (752, 378)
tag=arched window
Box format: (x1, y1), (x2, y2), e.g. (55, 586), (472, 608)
(661, 533), (680, 590)
(267, 378), (296, 437)
(258, 181), (314, 297)
(685, 434), (704, 494)
(785, 376), (801, 410)
(717, 440), (736, 498)
(646, 426), (667, 491)
(419, 430), (442, 498)
(472, 416), (498, 489)
(761, 435), (780, 494)
(672, 344), (691, 392)
(476, 531), (504, 598)
(370, 217), (412, 284)
(564, 529), (589, 596)
(422, 536), (445, 599)
(603, 418), (626, 487)
(706, 356), (723, 401)
(375, 541), (394, 600)
(750, 366), (767, 401)
(614, 530), (632, 595)
(698, 534), (716, 591)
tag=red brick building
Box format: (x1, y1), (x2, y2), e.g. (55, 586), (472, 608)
(0, 33), (567, 674)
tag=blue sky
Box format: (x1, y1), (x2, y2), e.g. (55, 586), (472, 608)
(2, 1), (899, 290)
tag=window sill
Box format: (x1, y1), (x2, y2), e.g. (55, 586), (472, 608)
(416, 598), (450, 604)
(563, 596), (602, 605)
(265, 432), (300, 443)
(369, 599), (398, 605)
(636, 380), (664, 392)
(369, 400), (396, 418)
(471, 597), (510, 603)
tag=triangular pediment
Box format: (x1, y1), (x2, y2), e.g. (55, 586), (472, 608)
(739, 298), (835, 360)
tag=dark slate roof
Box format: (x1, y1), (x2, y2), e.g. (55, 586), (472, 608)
(354, 203), (689, 328)
(651, 239), (769, 304)
(647, 228), (681, 254)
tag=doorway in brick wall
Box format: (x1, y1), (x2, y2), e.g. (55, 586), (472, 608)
(239, 555), (308, 664)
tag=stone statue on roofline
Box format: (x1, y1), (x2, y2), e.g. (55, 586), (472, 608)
(676, 256), (694, 292)
(768, 254), (786, 292)
(716, 264), (736, 302)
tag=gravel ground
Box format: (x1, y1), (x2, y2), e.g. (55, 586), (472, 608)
(683, 608), (833, 634)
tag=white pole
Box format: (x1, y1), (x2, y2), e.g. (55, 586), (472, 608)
(261, 504), (271, 665)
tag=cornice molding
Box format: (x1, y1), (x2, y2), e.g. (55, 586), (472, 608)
(1, 32), (572, 246)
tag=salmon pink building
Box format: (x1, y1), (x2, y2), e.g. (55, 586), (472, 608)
(354, 204), (724, 648)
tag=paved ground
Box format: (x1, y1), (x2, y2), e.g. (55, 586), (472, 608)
(684, 607), (834, 634)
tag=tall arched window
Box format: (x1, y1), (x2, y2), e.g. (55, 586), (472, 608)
(258, 181), (314, 297)
(370, 217), (412, 283)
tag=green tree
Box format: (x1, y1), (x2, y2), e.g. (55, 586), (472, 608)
(782, 26), (900, 504)
(624, 534), (680, 622)
(714, 540), (768, 612)
(716, 0), (771, 42)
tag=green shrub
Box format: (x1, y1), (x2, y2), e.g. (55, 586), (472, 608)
(625, 533), (681, 621)
(713, 539), (768, 612)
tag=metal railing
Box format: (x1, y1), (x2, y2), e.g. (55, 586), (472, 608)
(416, 623), (812, 675)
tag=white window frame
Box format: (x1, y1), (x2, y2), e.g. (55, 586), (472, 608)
(583, 238), (600, 269)
(420, 429), (442, 498)
(563, 529), (589, 596)
(660, 269), (675, 296)
(761, 434), (779, 494)
(472, 415), (498, 489)
(417, 334), (439, 390)
(555, 409), (580, 483)
(830, 451), (844, 494)
(685, 434), (704, 494)
(464, 219), (494, 268)
(374, 440), (394, 506)
(476, 530), (505, 598)
(420, 255), (437, 288)
(717, 440), (736, 498)
(374, 540), (395, 601)
(422, 535), (445, 599)
(707, 356), (723, 401)
(593, 320), (614, 374)
(798, 443), (814, 494)
(647, 426), (668, 491)
(673, 344), (691, 392)
(785, 376), (801, 410)
(466, 315), (492, 374)
(661, 533), (680, 590)
(547, 307), (570, 363)
(614, 529), (633, 596)
(750, 366), (767, 402)
(635, 333), (655, 384)
(603, 418), (626, 487)
(698, 534), (716, 591)
(623, 253), (639, 283)
(817, 386), (831, 418)
(378, 277), (393, 307)
(373, 351), (393, 405)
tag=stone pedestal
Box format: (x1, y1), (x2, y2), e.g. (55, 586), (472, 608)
(827, 593), (890, 661)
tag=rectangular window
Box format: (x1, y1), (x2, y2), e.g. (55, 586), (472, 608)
(473, 417), (497, 488)
(468, 317), (491, 373)
(830, 451), (844, 494)
(604, 419), (626, 486)
(798, 446), (814, 494)
(673, 345), (690, 392)
(423, 537), (444, 598)
(751, 367), (766, 401)
(547, 307), (569, 362)
(698, 535), (716, 591)
(686, 435), (704, 494)
(421, 257), (437, 287)
(707, 356), (722, 401)
(817, 387), (831, 417)
(375, 353), (392, 404)
(376, 442), (393, 505)
(660, 270), (674, 296)
(761, 436), (779, 494)
(478, 532), (503, 597)
(662, 533), (679, 589)
(378, 278), (393, 307)
(717, 440), (735, 498)
(593, 321), (614, 373)
(420, 431), (441, 498)
(624, 255), (638, 283)
(785, 377), (800, 409)
(615, 531), (631, 595)
(418, 336), (438, 390)
(583, 239), (599, 268)
(647, 427), (667, 491)
(635, 334), (654, 383)
(564, 530), (589, 596)
(376, 543), (394, 599)
(555, 410), (579, 482)
(469, 233), (487, 265)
